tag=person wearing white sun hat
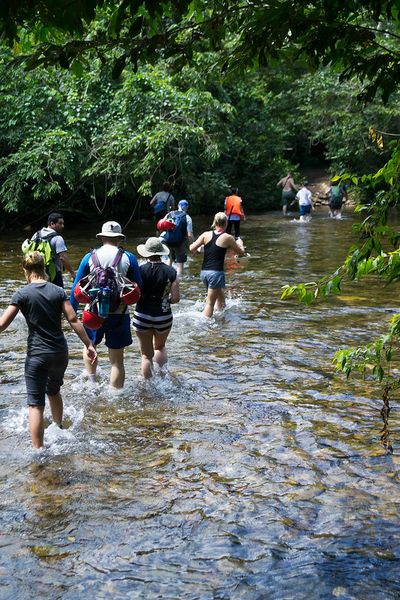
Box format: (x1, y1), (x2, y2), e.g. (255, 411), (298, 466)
(71, 221), (142, 388)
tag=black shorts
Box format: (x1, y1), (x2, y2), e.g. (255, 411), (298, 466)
(168, 241), (187, 263)
(281, 191), (296, 206)
(329, 199), (343, 210)
(154, 210), (167, 222)
(25, 352), (69, 406)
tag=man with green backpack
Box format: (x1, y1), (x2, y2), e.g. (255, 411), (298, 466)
(22, 213), (75, 287)
(328, 181), (348, 219)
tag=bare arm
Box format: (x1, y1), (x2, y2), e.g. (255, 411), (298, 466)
(189, 232), (207, 253)
(62, 300), (97, 364)
(149, 196), (157, 206)
(0, 305), (19, 332)
(240, 200), (246, 221)
(169, 279), (180, 304)
(59, 252), (75, 279)
(225, 234), (246, 255)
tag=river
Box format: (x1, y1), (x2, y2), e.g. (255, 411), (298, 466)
(0, 210), (399, 599)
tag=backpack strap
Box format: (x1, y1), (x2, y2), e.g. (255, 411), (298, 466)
(31, 229), (58, 260)
(32, 229), (58, 242)
(279, 175), (290, 189)
(91, 249), (100, 269)
(90, 247), (124, 270)
(111, 248), (124, 268)
(41, 230), (58, 241)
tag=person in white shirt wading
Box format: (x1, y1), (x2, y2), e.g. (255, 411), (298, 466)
(296, 181), (314, 222)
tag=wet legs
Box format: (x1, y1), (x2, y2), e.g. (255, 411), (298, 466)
(203, 288), (225, 318)
(29, 405), (45, 448)
(108, 348), (125, 388)
(83, 345), (125, 388)
(48, 392), (63, 426)
(136, 329), (170, 378)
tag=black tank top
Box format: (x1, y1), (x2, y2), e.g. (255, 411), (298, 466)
(202, 232), (227, 271)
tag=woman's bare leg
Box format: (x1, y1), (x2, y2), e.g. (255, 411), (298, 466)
(136, 330), (155, 379)
(153, 330), (171, 370)
(203, 288), (220, 317)
(83, 345), (97, 381)
(203, 288), (225, 317)
(48, 392), (63, 426)
(215, 289), (226, 312)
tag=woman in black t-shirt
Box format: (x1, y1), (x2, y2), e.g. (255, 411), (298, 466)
(133, 237), (180, 378)
(0, 252), (96, 449)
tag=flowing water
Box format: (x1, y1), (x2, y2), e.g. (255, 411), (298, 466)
(0, 211), (399, 599)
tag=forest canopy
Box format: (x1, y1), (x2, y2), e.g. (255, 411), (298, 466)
(2, 0), (400, 102)
(1, 1), (400, 222)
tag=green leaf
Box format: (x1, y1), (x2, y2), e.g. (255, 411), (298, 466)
(112, 54), (127, 80)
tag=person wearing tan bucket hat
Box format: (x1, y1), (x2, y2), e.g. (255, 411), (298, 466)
(70, 221), (142, 388)
(132, 237), (180, 378)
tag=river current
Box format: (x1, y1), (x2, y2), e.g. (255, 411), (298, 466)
(0, 210), (399, 599)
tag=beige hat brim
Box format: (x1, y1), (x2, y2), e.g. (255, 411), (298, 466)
(137, 242), (170, 257)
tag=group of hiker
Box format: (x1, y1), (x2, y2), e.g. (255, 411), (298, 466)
(150, 184), (246, 317)
(276, 172), (348, 220)
(0, 190), (246, 448)
(0, 172), (350, 448)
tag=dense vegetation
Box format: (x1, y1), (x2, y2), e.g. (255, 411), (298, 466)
(1, 0), (400, 224)
(0, 49), (397, 225)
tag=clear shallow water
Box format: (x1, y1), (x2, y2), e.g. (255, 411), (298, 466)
(0, 210), (399, 599)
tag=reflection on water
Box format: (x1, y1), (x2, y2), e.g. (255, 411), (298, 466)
(0, 211), (399, 599)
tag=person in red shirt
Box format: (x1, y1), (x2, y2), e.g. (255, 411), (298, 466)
(224, 187), (245, 238)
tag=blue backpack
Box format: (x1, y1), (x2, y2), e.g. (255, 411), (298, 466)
(163, 211), (188, 245)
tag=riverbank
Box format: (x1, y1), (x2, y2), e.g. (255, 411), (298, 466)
(302, 167), (356, 208)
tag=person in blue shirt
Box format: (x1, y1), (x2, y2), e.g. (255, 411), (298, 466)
(149, 182), (175, 224)
(71, 221), (142, 389)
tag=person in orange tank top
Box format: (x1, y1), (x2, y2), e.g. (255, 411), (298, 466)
(224, 187), (245, 238)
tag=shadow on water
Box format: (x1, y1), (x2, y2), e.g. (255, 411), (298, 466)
(0, 210), (400, 599)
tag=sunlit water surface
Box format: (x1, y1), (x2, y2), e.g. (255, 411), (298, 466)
(0, 211), (399, 599)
